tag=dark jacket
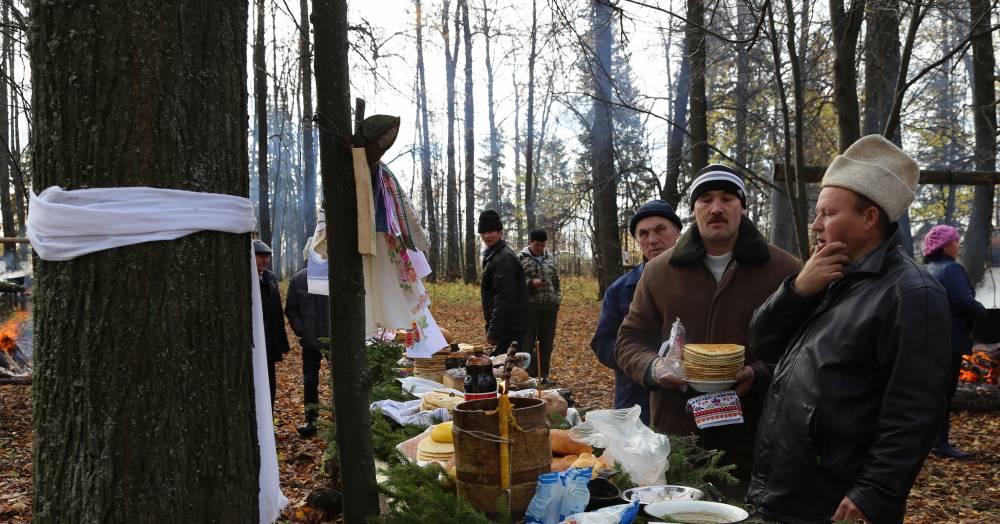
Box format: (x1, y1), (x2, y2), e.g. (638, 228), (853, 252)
(591, 263), (650, 424)
(518, 247), (562, 307)
(285, 268), (330, 351)
(260, 269), (290, 362)
(924, 254), (986, 355)
(616, 216), (799, 481)
(747, 227), (951, 524)
(480, 239), (529, 341)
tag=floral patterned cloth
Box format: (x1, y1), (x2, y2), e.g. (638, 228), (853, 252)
(686, 390), (744, 429)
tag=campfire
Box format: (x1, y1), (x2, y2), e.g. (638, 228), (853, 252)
(959, 347), (1000, 385)
(0, 310), (31, 384)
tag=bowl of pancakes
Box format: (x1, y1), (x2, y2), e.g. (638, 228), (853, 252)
(682, 344), (745, 393)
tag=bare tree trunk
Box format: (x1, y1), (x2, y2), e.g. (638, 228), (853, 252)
(30, 2), (257, 520)
(461, 0), (477, 283)
(592, 0), (621, 297)
(766, 2), (810, 261)
(313, 2), (380, 521)
(662, 37), (689, 207)
(514, 75), (524, 246)
(7, 15), (24, 258)
(962, 0), (997, 285)
(482, 1), (500, 212)
(443, 0), (461, 280)
(863, 0), (913, 254)
(255, 0), (271, 245)
(300, 0), (317, 246)
(685, 0), (708, 172)
(0, 2), (14, 263)
(829, 0), (865, 152)
(415, 0), (439, 280)
(525, 0), (538, 232)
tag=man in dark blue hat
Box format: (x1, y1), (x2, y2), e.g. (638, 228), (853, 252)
(590, 200), (682, 424)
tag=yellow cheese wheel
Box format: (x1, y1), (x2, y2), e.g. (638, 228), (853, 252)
(431, 421), (454, 443)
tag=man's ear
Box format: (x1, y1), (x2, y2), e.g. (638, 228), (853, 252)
(864, 206), (881, 231)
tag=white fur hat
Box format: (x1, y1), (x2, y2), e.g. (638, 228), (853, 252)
(821, 134), (919, 222)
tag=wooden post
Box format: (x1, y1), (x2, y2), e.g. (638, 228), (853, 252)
(313, 1), (380, 521)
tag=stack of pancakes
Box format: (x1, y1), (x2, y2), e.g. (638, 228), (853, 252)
(683, 343), (745, 381)
(420, 390), (466, 413)
(416, 422), (455, 463)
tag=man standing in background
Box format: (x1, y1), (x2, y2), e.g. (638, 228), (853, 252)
(591, 200), (682, 424)
(519, 229), (562, 385)
(478, 210), (529, 355)
(285, 266), (330, 438)
(255, 239), (290, 404)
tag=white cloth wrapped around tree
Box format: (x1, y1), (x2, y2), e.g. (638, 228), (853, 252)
(27, 186), (287, 524)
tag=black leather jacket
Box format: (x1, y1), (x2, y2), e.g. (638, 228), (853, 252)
(285, 269), (330, 351)
(747, 228), (950, 524)
(480, 239), (528, 341)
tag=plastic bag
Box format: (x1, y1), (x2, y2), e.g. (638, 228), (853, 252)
(653, 318), (686, 383)
(569, 406), (670, 486)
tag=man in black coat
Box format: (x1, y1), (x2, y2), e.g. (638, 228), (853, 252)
(747, 136), (950, 523)
(285, 267), (330, 437)
(255, 239), (290, 404)
(478, 210), (528, 356)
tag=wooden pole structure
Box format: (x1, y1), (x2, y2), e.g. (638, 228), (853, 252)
(773, 164), (1000, 185)
(313, 0), (380, 520)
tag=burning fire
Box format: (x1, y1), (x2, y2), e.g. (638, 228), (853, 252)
(959, 351), (999, 385)
(0, 310), (28, 354)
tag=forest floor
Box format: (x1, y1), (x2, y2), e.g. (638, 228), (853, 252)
(2, 277), (999, 522)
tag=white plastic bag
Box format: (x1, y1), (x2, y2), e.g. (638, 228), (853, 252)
(653, 318), (686, 383)
(569, 406), (670, 486)
(396, 376), (463, 398)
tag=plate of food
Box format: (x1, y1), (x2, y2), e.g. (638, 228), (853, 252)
(621, 485), (704, 504)
(687, 379), (738, 393)
(644, 500), (749, 523)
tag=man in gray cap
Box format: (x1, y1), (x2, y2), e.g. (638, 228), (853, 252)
(616, 166), (799, 493)
(747, 135), (950, 523)
(254, 239), (290, 403)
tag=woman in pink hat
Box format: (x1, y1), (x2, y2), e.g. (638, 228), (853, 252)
(922, 225), (986, 459)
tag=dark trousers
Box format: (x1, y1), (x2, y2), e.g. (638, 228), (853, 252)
(937, 353), (964, 444)
(267, 358), (277, 404)
(525, 304), (559, 378)
(302, 346), (324, 422)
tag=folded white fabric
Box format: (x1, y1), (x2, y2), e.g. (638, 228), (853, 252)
(27, 185), (286, 523)
(28, 186), (257, 261)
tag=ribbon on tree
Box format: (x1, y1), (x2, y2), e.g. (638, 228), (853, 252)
(27, 186), (287, 524)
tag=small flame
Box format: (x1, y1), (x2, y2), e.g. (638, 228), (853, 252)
(960, 351), (999, 385)
(0, 311), (28, 354)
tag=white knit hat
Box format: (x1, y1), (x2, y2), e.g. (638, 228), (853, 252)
(821, 134), (919, 222)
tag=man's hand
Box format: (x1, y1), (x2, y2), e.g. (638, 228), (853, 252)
(532, 278), (544, 288)
(792, 241), (850, 297)
(485, 337), (497, 346)
(734, 366), (754, 396)
(656, 373), (688, 390)
(832, 496), (868, 523)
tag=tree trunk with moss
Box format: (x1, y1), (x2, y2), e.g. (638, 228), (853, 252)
(30, 2), (258, 521)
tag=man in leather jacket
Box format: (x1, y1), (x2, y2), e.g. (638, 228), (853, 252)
(478, 210), (529, 356)
(747, 135), (950, 523)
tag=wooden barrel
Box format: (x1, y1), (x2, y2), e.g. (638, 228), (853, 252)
(452, 396), (551, 519)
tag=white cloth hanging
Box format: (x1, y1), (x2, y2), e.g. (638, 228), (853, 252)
(27, 186), (287, 524)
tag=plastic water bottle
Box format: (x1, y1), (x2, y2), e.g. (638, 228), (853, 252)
(525, 472), (558, 524)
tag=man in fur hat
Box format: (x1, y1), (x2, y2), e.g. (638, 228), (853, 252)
(747, 135), (951, 523)
(616, 165), (799, 493)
